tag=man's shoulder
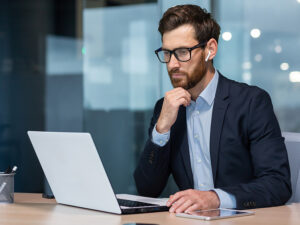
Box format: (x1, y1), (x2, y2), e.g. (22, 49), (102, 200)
(220, 74), (269, 100)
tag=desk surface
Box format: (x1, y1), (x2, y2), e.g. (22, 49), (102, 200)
(1, 193), (299, 225)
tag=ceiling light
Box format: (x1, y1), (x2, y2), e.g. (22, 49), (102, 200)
(242, 72), (252, 83)
(222, 32), (232, 41)
(280, 63), (289, 71)
(274, 45), (282, 53)
(250, 29), (261, 38)
(242, 62), (252, 70)
(254, 54), (262, 62)
(289, 71), (300, 82)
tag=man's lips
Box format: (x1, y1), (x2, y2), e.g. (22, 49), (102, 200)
(171, 73), (186, 79)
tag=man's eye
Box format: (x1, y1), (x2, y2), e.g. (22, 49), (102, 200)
(176, 49), (189, 55)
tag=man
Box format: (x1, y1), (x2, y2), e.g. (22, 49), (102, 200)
(134, 4), (291, 213)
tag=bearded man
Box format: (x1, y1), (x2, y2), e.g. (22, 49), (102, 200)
(134, 4), (291, 213)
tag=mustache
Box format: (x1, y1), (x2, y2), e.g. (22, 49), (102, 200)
(169, 68), (187, 75)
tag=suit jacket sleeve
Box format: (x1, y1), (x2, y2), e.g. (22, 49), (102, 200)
(134, 98), (172, 197)
(221, 90), (292, 209)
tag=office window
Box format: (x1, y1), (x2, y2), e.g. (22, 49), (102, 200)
(82, 0), (211, 196)
(83, 1), (160, 194)
(214, 0), (300, 132)
(2, 0), (298, 196)
(0, 0), (81, 192)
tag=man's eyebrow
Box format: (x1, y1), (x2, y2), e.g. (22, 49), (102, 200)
(161, 46), (191, 51)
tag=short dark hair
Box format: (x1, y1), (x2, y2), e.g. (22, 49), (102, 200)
(158, 4), (221, 44)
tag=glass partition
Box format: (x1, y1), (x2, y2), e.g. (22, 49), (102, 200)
(83, 1), (160, 194)
(214, 0), (300, 132)
(2, 0), (299, 196)
(82, 0), (210, 196)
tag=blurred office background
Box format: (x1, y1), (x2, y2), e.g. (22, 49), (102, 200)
(0, 0), (300, 195)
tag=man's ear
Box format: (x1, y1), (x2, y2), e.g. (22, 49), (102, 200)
(205, 38), (218, 61)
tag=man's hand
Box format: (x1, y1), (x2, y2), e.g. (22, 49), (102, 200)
(166, 189), (220, 213)
(156, 88), (191, 133)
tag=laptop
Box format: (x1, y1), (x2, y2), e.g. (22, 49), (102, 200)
(27, 131), (169, 214)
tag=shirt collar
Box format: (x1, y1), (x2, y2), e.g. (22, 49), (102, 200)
(197, 69), (219, 106)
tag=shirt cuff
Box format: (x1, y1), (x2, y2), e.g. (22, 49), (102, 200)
(151, 124), (170, 147)
(213, 188), (237, 209)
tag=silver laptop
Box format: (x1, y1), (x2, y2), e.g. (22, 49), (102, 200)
(28, 131), (169, 214)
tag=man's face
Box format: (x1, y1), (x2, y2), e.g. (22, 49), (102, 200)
(162, 24), (207, 90)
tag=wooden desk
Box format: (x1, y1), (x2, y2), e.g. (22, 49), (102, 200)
(0, 193), (299, 225)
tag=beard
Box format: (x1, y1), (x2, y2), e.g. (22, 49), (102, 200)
(168, 51), (207, 90)
(168, 65), (207, 90)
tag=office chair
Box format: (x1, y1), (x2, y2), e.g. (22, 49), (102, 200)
(282, 132), (300, 203)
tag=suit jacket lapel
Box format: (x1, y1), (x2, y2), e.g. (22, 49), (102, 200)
(210, 74), (230, 185)
(177, 106), (194, 188)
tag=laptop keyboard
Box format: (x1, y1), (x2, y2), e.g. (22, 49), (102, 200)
(117, 198), (157, 207)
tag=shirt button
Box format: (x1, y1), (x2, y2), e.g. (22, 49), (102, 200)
(200, 183), (205, 187)
(159, 140), (163, 145)
(196, 111), (200, 115)
(197, 158), (202, 163)
(194, 134), (198, 139)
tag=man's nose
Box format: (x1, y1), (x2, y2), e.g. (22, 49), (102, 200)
(168, 53), (180, 68)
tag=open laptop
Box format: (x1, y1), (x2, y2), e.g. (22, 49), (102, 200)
(28, 131), (169, 214)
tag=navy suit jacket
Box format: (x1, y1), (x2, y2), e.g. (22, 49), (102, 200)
(134, 74), (292, 209)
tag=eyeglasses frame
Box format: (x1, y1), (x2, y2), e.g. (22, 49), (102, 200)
(154, 41), (207, 63)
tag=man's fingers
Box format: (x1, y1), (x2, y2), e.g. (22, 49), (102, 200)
(174, 89), (191, 102)
(174, 199), (193, 213)
(157, 87), (192, 135)
(167, 191), (185, 206)
(173, 87), (191, 98)
(177, 98), (189, 107)
(169, 197), (187, 213)
(164, 88), (191, 108)
(185, 203), (201, 213)
(166, 88), (191, 103)
(177, 92), (191, 106)
(167, 190), (220, 214)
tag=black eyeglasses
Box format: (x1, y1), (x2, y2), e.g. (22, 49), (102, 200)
(154, 42), (207, 63)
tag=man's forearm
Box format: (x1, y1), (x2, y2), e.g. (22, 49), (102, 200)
(134, 139), (171, 197)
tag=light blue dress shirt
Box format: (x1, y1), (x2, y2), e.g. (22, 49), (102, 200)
(152, 70), (236, 209)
